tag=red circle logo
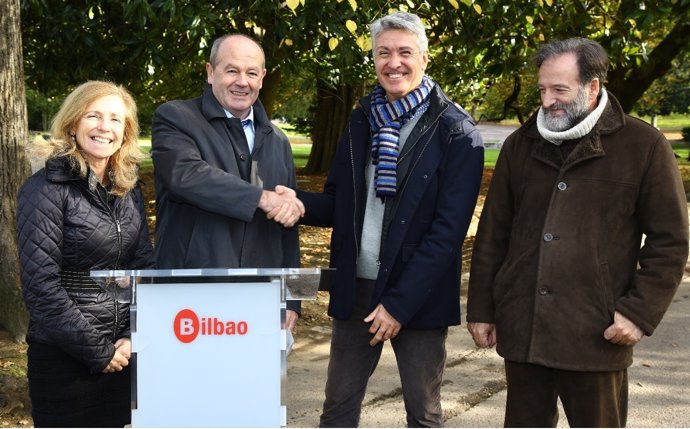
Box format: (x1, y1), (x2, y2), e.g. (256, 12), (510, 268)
(174, 309), (199, 343)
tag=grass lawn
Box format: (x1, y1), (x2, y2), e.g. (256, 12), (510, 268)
(136, 113), (688, 171)
(672, 143), (690, 160)
(139, 144), (686, 170)
(633, 113), (690, 130)
(137, 136), (311, 169)
(291, 143), (311, 169)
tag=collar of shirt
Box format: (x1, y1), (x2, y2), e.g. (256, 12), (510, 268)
(225, 108), (256, 153)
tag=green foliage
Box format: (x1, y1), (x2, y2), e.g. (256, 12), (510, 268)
(273, 75), (316, 132)
(19, 0), (690, 137)
(636, 50), (690, 117)
(682, 127), (690, 142)
(422, 0), (690, 119)
(25, 87), (62, 131)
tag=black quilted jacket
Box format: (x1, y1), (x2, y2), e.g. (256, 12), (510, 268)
(17, 156), (154, 374)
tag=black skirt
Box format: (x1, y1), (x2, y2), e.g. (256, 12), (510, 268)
(27, 342), (131, 428)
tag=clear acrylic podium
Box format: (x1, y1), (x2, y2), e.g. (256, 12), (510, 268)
(90, 268), (325, 428)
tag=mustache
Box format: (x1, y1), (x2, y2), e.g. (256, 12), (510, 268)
(544, 102), (569, 112)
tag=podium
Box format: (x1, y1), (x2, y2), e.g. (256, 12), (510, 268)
(90, 268), (325, 428)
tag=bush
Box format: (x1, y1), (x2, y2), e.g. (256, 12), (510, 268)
(682, 126), (690, 143)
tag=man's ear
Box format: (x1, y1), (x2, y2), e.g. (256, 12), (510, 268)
(589, 78), (600, 100)
(205, 63), (214, 84)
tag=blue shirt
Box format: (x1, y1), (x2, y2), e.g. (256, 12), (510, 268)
(225, 108), (256, 153)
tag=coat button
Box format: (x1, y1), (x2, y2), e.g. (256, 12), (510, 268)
(538, 287), (550, 296)
(543, 233), (554, 242)
(401, 219), (407, 225)
(240, 154), (247, 161)
(423, 174), (429, 179)
(557, 182), (568, 191)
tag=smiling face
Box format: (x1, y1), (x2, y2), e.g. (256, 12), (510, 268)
(373, 29), (428, 101)
(72, 94), (126, 171)
(538, 52), (599, 131)
(206, 35), (266, 119)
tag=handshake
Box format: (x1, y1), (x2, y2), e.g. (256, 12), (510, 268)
(258, 185), (305, 228)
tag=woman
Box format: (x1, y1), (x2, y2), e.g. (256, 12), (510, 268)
(16, 81), (154, 427)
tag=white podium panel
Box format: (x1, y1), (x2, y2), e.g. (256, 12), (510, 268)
(91, 268), (326, 428)
(133, 280), (283, 427)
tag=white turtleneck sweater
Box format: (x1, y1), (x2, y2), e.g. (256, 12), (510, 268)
(537, 90), (608, 145)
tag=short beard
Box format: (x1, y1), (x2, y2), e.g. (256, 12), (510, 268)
(542, 86), (592, 132)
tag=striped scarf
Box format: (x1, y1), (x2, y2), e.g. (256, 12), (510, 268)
(369, 75), (434, 198)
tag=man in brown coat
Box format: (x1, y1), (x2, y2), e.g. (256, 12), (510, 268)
(467, 37), (688, 427)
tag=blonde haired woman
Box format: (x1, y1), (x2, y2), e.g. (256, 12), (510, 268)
(17, 81), (154, 427)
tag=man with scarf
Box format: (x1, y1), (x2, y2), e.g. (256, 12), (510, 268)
(296, 11), (484, 427)
(467, 38), (688, 427)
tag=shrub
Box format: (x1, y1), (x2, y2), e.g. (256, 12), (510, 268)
(683, 126), (690, 143)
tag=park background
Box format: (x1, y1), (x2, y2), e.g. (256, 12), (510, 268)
(1, 0), (690, 426)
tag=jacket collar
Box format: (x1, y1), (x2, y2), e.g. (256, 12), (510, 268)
(524, 90), (626, 169)
(45, 156), (80, 183)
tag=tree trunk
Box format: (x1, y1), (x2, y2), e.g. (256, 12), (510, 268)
(302, 81), (365, 175)
(607, 6), (690, 113)
(261, 67), (282, 119)
(0, 0), (31, 341)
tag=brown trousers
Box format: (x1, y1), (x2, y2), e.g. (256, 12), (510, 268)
(504, 360), (628, 428)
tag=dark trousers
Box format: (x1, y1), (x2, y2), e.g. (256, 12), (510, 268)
(319, 279), (448, 428)
(504, 360), (628, 428)
(28, 342), (131, 428)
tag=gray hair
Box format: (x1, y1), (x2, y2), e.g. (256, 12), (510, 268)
(209, 33), (265, 68)
(533, 37), (609, 85)
(370, 12), (428, 53)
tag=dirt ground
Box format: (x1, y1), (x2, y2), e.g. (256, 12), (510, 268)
(1, 160), (686, 427)
(0, 172), (335, 427)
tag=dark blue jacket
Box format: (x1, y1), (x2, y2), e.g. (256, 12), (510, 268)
(299, 85), (484, 329)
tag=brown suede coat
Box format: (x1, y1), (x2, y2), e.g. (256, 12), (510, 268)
(467, 92), (688, 371)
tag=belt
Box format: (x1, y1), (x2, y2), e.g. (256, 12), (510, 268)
(60, 270), (102, 293)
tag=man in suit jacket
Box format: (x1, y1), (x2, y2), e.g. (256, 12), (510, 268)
(151, 33), (303, 327)
(297, 12), (484, 427)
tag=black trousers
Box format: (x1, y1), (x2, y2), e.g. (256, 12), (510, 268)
(319, 279), (448, 428)
(27, 342), (131, 428)
(504, 360), (628, 428)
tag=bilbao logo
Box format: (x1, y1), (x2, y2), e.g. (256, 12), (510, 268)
(173, 308), (249, 343)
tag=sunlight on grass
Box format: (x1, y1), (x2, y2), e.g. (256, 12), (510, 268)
(484, 149), (500, 167)
(137, 137), (310, 169)
(633, 113), (690, 130)
(291, 143), (311, 169)
(672, 143), (690, 160)
(274, 121), (308, 139)
(136, 114), (688, 172)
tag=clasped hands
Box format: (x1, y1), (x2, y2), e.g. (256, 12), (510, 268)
(259, 185), (304, 228)
(102, 337), (131, 373)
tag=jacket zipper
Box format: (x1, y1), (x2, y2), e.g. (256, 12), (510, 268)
(95, 186), (123, 341)
(348, 121), (359, 257)
(378, 104), (446, 257)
